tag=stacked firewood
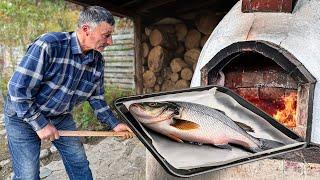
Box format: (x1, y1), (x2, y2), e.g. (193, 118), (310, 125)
(141, 12), (221, 93)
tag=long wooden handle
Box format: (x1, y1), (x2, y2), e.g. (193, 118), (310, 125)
(58, 130), (134, 137)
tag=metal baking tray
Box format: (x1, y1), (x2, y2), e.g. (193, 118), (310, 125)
(114, 85), (306, 178)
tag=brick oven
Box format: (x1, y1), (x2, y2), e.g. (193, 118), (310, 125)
(200, 41), (315, 142)
(191, 0), (320, 178)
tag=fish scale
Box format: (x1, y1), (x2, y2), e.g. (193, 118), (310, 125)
(175, 102), (259, 147)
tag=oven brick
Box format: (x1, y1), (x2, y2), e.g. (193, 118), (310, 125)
(259, 87), (285, 100)
(242, 71), (264, 87)
(285, 89), (297, 96)
(263, 70), (288, 87)
(225, 71), (242, 88)
(287, 75), (298, 89)
(236, 87), (259, 101)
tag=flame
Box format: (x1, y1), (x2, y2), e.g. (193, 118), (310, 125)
(273, 92), (297, 127)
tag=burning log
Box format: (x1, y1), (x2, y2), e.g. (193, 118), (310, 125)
(273, 92), (297, 127)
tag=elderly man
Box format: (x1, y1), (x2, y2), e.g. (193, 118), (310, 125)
(4, 6), (132, 180)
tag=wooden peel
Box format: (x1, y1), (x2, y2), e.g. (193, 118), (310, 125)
(58, 130), (134, 137)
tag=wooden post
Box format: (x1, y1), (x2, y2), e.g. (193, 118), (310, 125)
(134, 15), (143, 94)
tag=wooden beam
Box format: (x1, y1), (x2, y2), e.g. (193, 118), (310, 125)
(120, 0), (140, 8)
(136, 0), (176, 12)
(134, 15), (143, 94)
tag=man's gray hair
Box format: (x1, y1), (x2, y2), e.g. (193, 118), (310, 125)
(78, 6), (115, 29)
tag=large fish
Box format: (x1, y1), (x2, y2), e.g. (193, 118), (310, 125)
(129, 101), (284, 153)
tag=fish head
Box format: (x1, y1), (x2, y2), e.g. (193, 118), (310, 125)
(129, 102), (179, 124)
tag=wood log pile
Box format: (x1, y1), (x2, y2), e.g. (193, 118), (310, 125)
(141, 12), (221, 93)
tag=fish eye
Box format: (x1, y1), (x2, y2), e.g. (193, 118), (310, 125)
(148, 102), (158, 107)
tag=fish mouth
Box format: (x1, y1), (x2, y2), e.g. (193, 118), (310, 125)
(129, 103), (175, 124)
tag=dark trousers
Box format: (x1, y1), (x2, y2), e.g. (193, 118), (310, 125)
(4, 101), (93, 180)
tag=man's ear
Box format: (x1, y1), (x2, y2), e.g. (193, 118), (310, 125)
(81, 24), (90, 36)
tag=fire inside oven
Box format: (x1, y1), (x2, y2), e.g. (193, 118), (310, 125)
(201, 41), (316, 142)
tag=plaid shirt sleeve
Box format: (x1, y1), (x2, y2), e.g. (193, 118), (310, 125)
(88, 68), (119, 130)
(8, 39), (50, 131)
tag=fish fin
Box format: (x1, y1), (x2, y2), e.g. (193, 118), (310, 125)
(235, 121), (255, 132)
(215, 144), (233, 150)
(171, 118), (200, 130)
(257, 138), (285, 151)
(213, 109), (226, 115)
(167, 134), (184, 143)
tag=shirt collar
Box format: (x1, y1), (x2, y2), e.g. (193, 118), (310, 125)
(82, 50), (102, 65)
(71, 32), (102, 65)
(71, 32), (82, 55)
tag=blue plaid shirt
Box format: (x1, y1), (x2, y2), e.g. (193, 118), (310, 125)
(8, 32), (119, 131)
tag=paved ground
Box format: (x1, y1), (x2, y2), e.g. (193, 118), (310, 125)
(41, 137), (146, 180)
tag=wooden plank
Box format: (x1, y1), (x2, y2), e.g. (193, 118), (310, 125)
(134, 15), (143, 94)
(105, 82), (134, 89)
(106, 60), (133, 63)
(113, 39), (134, 45)
(113, 28), (134, 35)
(105, 73), (134, 79)
(106, 78), (134, 84)
(59, 130), (134, 137)
(104, 50), (134, 56)
(106, 60), (133, 64)
(112, 33), (134, 40)
(105, 56), (134, 62)
(106, 62), (134, 67)
(105, 68), (134, 73)
(105, 44), (134, 51)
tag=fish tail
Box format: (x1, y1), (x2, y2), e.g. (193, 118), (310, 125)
(256, 138), (285, 152)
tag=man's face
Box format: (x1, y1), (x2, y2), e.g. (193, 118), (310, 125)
(86, 21), (114, 52)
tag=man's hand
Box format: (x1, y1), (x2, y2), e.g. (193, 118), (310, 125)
(36, 124), (60, 141)
(112, 123), (133, 139)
